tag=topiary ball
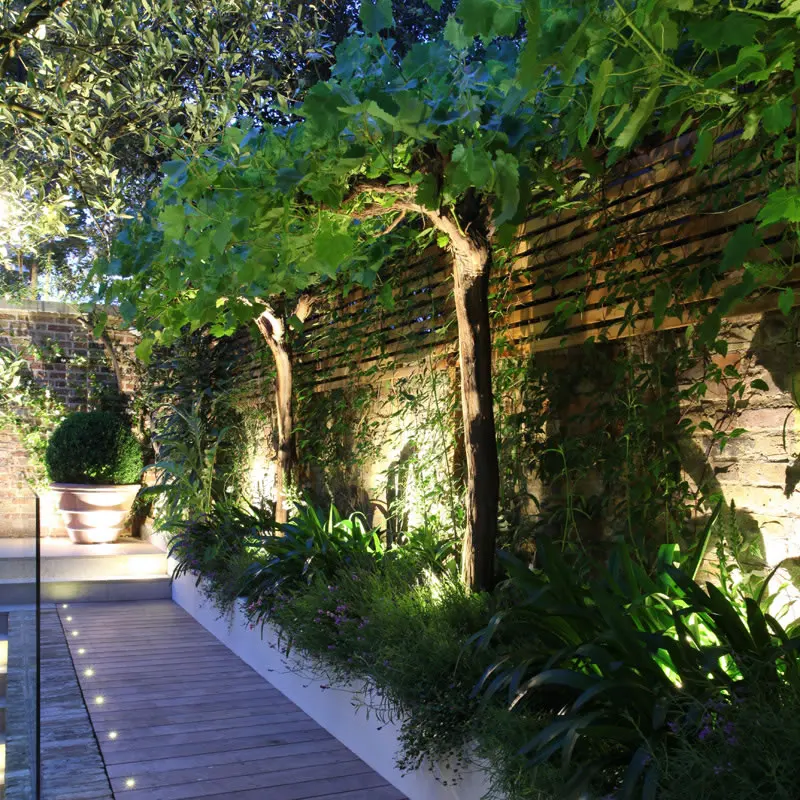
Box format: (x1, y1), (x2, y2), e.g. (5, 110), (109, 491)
(46, 411), (143, 485)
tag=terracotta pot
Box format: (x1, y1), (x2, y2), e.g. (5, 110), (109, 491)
(49, 483), (140, 544)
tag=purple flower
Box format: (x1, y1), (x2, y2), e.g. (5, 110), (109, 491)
(667, 721), (680, 734)
(327, 644), (336, 650)
(698, 726), (712, 741)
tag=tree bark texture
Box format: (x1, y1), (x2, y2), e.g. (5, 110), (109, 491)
(255, 296), (313, 525)
(255, 308), (294, 524)
(342, 186), (501, 590)
(449, 232), (500, 592)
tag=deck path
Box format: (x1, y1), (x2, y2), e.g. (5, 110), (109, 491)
(58, 600), (406, 800)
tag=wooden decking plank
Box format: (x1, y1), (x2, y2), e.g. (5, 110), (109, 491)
(105, 748), (360, 792)
(117, 760), (377, 800)
(181, 770), (397, 800)
(89, 703), (303, 732)
(59, 600), (407, 799)
(103, 739), (351, 778)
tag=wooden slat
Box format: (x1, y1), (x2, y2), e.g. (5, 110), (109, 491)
(60, 601), (407, 800)
(235, 132), (797, 392)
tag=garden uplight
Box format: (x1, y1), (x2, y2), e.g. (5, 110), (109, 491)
(77, 648), (85, 655)
(125, 778), (135, 788)
(95, 696), (104, 705)
(84, 668), (94, 677)
(109, 731), (118, 740)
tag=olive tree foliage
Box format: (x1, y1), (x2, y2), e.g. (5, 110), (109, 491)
(0, 0), (346, 295)
(100, 0), (800, 587)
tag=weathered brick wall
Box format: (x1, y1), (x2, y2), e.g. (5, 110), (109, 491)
(682, 311), (800, 569)
(0, 301), (138, 537)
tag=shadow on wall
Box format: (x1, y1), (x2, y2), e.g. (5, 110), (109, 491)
(517, 310), (800, 599)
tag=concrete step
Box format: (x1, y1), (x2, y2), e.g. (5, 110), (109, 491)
(0, 576), (172, 604)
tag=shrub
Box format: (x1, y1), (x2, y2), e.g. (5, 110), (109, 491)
(169, 502), (271, 613)
(470, 537), (800, 799)
(261, 564), (500, 774)
(45, 411), (143, 485)
(657, 685), (800, 800)
(241, 501), (385, 600)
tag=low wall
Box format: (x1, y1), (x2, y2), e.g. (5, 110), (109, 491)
(171, 570), (495, 800)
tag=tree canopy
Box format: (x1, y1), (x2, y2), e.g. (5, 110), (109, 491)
(97, 0), (800, 587)
(0, 0), (351, 295)
(101, 0), (800, 350)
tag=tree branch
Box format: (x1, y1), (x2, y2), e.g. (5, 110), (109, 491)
(294, 293), (314, 323)
(379, 209), (407, 237)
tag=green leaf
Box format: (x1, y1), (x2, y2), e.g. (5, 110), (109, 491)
(160, 204), (186, 239)
(493, 5), (521, 37)
(286, 314), (305, 333)
(378, 281), (395, 311)
(763, 97), (793, 135)
(425, 0), (442, 9)
(314, 231), (354, 276)
(456, 0), (496, 38)
(778, 287), (795, 316)
(720, 224), (761, 273)
(493, 151), (519, 225)
(586, 59), (612, 139)
(715, 269), (757, 318)
(444, 15), (471, 49)
(212, 220), (233, 254)
(690, 129), (713, 169)
(135, 337), (154, 364)
(757, 188), (800, 226)
(613, 85), (660, 152)
(119, 299), (137, 324)
(162, 159), (188, 186)
(416, 174), (440, 209)
(359, 0), (394, 34)
(751, 379), (769, 391)
(651, 282), (671, 329)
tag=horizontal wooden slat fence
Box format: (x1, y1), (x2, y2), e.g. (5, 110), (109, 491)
(248, 129), (798, 395)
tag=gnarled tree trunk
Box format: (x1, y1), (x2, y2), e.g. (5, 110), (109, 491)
(255, 297), (313, 524)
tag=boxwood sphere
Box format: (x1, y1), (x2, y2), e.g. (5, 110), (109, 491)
(46, 411), (143, 485)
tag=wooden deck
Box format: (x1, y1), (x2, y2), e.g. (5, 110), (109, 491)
(58, 601), (406, 800)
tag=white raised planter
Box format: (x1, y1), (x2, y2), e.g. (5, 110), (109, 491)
(171, 568), (495, 800)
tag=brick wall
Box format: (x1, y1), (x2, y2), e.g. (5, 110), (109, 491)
(682, 311), (800, 569)
(0, 301), (138, 537)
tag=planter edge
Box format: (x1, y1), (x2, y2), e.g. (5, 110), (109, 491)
(170, 568), (495, 800)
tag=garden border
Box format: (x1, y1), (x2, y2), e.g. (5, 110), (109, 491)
(170, 567), (495, 800)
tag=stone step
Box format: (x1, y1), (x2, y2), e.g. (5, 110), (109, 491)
(0, 538), (167, 582)
(0, 577), (172, 605)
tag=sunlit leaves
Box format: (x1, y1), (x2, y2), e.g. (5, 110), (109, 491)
(613, 85), (660, 152)
(757, 189), (800, 226)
